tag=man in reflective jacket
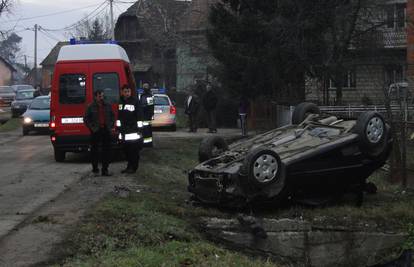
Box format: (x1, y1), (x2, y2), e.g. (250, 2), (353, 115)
(84, 90), (115, 176)
(139, 83), (154, 147)
(117, 85), (143, 174)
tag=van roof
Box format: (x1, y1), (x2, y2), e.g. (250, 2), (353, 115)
(57, 44), (130, 63)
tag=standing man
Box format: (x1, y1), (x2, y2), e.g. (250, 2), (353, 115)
(139, 83), (154, 147)
(202, 83), (218, 133)
(84, 90), (115, 176)
(117, 85), (143, 174)
(239, 95), (250, 137)
(185, 89), (200, 132)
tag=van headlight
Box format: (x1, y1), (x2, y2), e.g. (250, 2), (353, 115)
(24, 117), (33, 124)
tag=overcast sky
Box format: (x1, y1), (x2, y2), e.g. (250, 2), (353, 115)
(0, 0), (133, 67)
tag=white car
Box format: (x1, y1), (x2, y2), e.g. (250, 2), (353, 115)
(152, 93), (176, 131)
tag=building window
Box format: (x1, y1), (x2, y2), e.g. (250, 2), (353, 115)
(385, 3), (406, 29)
(329, 69), (356, 89)
(385, 65), (405, 85)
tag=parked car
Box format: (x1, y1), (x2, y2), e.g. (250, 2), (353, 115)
(152, 93), (176, 131)
(22, 96), (50, 135)
(0, 86), (15, 106)
(188, 102), (392, 208)
(11, 89), (35, 117)
(11, 84), (34, 93)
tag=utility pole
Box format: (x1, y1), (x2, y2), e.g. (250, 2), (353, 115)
(109, 0), (114, 40)
(34, 24), (38, 87)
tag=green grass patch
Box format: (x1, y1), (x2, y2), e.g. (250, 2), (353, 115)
(0, 118), (21, 132)
(56, 138), (414, 266)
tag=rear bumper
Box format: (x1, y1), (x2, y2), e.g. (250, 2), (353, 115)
(51, 134), (121, 152)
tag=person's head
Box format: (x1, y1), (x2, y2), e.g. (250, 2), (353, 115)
(206, 83), (212, 91)
(94, 90), (104, 102)
(121, 85), (131, 98)
(143, 83), (150, 93)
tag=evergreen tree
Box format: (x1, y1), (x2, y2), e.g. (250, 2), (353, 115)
(0, 32), (22, 64)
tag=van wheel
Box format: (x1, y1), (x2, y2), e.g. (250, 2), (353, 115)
(54, 148), (66, 162)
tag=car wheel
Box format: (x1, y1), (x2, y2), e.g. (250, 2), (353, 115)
(198, 136), (228, 162)
(54, 148), (66, 162)
(240, 147), (285, 189)
(291, 102), (320, 124)
(354, 111), (388, 157)
(22, 127), (29, 136)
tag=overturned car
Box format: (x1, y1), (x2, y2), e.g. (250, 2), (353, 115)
(188, 103), (392, 207)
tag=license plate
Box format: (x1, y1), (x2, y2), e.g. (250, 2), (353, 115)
(154, 109), (163, 114)
(61, 117), (84, 124)
(34, 123), (49, 127)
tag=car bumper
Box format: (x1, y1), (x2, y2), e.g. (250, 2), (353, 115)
(51, 134), (121, 152)
(23, 122), (51, 132)
(188, 170), (248, 207)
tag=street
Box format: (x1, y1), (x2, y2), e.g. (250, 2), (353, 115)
(0, 130), (90, 239)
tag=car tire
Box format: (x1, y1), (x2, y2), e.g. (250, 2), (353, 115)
(54, 148), (66, 162)
(240, 147), (286, 190)
(198, 136), (228, 163)
(291, 102), (320, 124)
(22, 127), (29, 136)
(354, 111), (388, 157)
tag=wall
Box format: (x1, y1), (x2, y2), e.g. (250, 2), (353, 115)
(0, 60), (12, 86)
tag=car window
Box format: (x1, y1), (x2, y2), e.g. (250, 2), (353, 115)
(17, 85), (34, 91)
(154, 95), (170, 106)
(0, 86), (14, 93)
(59, 74), (86, 104)
(30, 98), (50, 110)
(16, 90), (34, 100)
(93, 73), (119, 104)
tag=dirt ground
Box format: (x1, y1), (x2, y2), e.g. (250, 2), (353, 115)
(0, 128), (242, 267)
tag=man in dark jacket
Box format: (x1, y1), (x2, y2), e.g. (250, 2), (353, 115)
(84, 90), (115, 176)
(117, 85), (143, 174)
(139, 83), (154, 147)
(185, 89), (200, 132)
(202, 83), (218, 133)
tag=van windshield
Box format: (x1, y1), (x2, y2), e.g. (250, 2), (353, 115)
(59, 74), (86, 104)
(93, 73), (119, 104)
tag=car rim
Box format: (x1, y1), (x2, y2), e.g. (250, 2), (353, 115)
(366, 116), (384, 143)
(253, 154), (278, 183)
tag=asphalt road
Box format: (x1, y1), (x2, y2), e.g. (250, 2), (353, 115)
(0, 130), (90, 240)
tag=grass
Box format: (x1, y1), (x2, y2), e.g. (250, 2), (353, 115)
(0, 118), (21, 132)
(55, 138), (414, 266)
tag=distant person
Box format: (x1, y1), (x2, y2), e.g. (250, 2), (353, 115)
(139, 83), (155, 147)
(185, 89), (200, 132)
(239, 95), (250, 137)
(83, 90), (115, 176)
(118, 85), (143, 174)
(34, 85), (42, 97)
(202, 83), (218, 133)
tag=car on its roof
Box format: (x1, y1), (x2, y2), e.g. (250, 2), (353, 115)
(11, 89), (35, 117)
(188, 102), (392, 208)
(22, 96), (50, 135)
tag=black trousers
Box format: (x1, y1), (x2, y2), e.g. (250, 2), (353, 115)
(123, 141), (142, 171)
(188, 112), (198, 131)
(142, 124), (153, 147)
(90, 127), (111, 171)
(206, 109), (217, 131)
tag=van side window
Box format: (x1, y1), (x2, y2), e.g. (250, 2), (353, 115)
(93, 73), (119, 104)
(59, 74), (86, 104)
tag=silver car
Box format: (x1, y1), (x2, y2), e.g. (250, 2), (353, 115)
(152, 94), (176, 131)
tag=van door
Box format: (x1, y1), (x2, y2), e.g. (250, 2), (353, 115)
(55, 63), (89, 136)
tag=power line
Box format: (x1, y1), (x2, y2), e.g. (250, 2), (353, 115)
(0, 3), (103, 23)
(41, 1), (109, 32)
